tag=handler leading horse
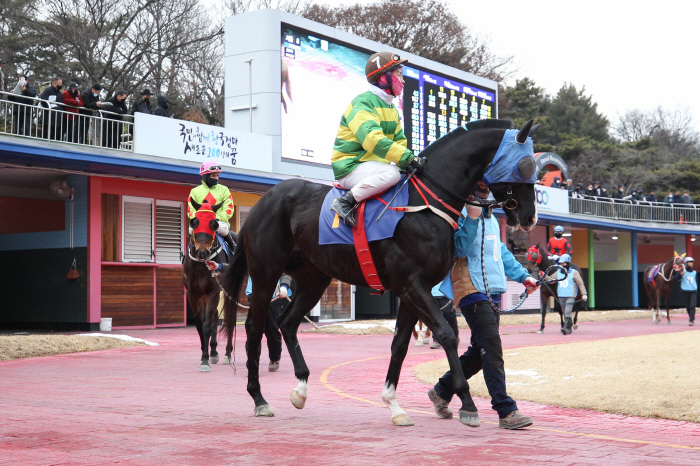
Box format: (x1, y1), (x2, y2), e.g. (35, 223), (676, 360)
(219, 119), (540, 426)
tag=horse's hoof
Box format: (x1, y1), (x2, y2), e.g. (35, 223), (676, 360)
(254, 405), (274, 417)
(290, 390), (307, 409)
(222, 356), (231, 365)
(573, 324), (578, 330)
(210, 355), (219, 364)
(392, 414), (414, 426)
(537, 330), (543, 334)
(199, 364), (210, 373)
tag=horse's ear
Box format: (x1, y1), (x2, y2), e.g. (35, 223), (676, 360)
(536, 242), (540, 248)
(674, 250), (679, 257)
(209, 219), (219, 233)
(528, 124), (541, 138)
(190, 217), (200, 229)
(516, 119), (534, 144)
(190, 199), (202, 211)
(682, 253), (687, 258)
(212, 201), (224, 213)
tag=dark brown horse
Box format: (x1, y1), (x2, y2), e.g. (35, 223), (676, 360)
(643, 253), (685, 324)
(183, 200), (235, 372)
(525, 244), (585, 334)
(218, 119), (540, 425)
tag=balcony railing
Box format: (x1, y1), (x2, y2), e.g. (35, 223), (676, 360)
(0, 90), (133, 151)
(569, 195), (700, 225)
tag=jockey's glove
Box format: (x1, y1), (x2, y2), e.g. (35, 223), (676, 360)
(217, 221), (229, 236)
(408, 156), (426, 172)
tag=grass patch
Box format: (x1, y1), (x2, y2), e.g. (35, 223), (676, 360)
(413, 330), (700, 423)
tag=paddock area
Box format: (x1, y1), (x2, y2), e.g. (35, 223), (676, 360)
(2, 319), (699, 465)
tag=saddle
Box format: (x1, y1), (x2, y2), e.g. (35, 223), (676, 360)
(648, 264), (662, 287)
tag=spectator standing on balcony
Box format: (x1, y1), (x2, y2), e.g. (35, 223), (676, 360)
(154, 95), (170, 117)
(61, 83), (83, 143)
(102, 90), (128, 149)
(9, 75), (36, 136)
(39, 77), (64, 141)
(679, 190), (693, 204)
(584, 184), (595, 197)
(674, 191), (681, 203)
(551, 176), (561, 188)
(613, 186), (625, 199)
(663, 192), (675, 205)
(635, 187), (646, 201)
(593, 182), (602, 197)
(132, 89), (153, 115)
(646, 190), (657, 203)
(79, 83), (104, 144)
(600, 186), (609, 198)
(571, 184), (583, 198)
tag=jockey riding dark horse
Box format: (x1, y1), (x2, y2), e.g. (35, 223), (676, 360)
(218, 112), (542, 426)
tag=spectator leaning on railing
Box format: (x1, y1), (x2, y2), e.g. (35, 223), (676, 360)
(646, 190), (657, 203)
(154, 95), (170, 117)
(39, 77), (64, 141)
(79, 83), (104, 144)
(584, 184), (595, 197)
(9, 75), (36, 136)
(62, 82), (84, 143)
(593, 181), (602, 197)
(663, 192), (674, 205)
(613, 186), (624, 199)
(679, 190), (693, 205)
(102, 90), (128, 149)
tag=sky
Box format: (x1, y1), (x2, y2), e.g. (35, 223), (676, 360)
(303, 0), (700, 132)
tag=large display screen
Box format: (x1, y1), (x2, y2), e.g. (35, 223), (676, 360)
(280, 25), (497, 165)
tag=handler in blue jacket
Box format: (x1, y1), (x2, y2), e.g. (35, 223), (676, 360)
(427, 205), (538, 430)
(674, 257), (697, 326)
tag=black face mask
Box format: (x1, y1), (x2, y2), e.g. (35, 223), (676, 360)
(554, 232), (562, 238)
(70, 89), (78, 96)
(144, 97), (150, 103)
(204, 174), (218, 188)
(55, 84), (63, 91)
(688, 265), (694, 272)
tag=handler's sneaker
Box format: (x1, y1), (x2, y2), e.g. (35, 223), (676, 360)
(430, 341), (441, 349)
(427, 388), (453, 419)
(499, 410), (533, 429)
(459, 410), (480, 427)
(690, 321), (695, 326)
(268, 361), (279, 372)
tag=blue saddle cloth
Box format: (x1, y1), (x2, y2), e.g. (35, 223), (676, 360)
(319, 176), (408, 245)
(648, 264), (662, 282)
(216, 233), (230, 260)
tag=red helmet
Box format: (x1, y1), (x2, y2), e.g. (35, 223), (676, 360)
(200, 161), (222, 176)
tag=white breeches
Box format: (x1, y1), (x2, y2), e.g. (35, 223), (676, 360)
(338, 161), (401, 202)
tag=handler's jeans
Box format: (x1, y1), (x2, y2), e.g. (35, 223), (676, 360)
(560, 296), (575, 318)
(245, 298), (285, 362)
(682, 291), (697, 323)
(432, 297), (459, 343)
(433, 300), (518, 418)
(337, 161), (401, 202)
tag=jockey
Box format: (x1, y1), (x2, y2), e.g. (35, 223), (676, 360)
(556, 254), (587, 335)
(427, 204), (538, 429)
(188, 162), (235, 252)
(547, 225), (572, 258)
(330, 51), (424, 227)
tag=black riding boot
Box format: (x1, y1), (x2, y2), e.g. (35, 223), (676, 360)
(331, 191), (359, 227)
(223, 232), (236, 258)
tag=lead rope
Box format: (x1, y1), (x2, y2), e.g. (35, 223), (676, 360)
(480, 215), (567, 313)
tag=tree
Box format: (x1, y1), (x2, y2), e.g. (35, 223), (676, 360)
(547, 83), (609, 144)
(302, 0), (514, 81)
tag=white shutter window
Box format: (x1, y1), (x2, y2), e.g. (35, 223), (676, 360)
(238, 206), (251, 229)
(122, 196), (154, 262)
(156, 200), (184, 264)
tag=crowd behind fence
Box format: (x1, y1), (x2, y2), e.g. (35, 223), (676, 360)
(569, 195), (700, 225)
(0, 90), (134, 151)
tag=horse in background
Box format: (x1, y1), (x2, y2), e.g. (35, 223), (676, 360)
(643, 252), (685, 324)
(525, 244), (585, 334)
(183, 200), (235, 372)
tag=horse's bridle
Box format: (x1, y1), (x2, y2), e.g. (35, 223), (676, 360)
(187, 237), (223, 263)
(527, 246), (542, 266)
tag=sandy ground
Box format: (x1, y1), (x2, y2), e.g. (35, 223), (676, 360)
(413, 330), (700, 423)
(0, 335), (146, 360)
(303, 309), (688, 335)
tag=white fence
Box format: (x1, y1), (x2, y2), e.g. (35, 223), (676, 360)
(569, 196), (700, 225)
(0, 90), (133, 151)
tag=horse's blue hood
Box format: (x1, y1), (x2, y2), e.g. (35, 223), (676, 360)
(482, 129), (536, 185)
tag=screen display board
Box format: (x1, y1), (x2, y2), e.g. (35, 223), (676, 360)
(280, 25), (497, 165)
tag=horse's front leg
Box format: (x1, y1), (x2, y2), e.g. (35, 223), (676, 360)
(191, 297), (211, 373)
(206, 293), (220, 364)
(246, 288), (275, 417)
(382, 302), (418, 426)
(397, 286), (471, 422)
(665, 292), (672, 324)
(654, 291), (661, 324)
(538, 295), (546, 334)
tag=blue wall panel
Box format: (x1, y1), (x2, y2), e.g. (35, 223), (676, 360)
(0, 174), (88, 251)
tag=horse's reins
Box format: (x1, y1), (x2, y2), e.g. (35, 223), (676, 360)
(479, 216), (566, 314)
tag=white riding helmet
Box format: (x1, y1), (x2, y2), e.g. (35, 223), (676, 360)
(685, 257), (695, 263)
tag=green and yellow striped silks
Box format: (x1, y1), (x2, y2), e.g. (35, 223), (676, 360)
(331, 91), (413, 180)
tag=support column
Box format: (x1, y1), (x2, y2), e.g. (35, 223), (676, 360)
(631, 232), (639, 308)
(588, 229), (595, 309)
(686, 235), (694, 258)
(87, 176), (102, 326)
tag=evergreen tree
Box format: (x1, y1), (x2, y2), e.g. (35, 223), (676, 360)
(547, 83), (609, 144)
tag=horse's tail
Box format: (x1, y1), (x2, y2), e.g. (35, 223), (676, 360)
(219, 229), (248, 342)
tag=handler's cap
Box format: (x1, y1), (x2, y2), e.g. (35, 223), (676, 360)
(685, 257), (694, 263)
(558, 254), (571, 264)
(365, 51), (408, 84)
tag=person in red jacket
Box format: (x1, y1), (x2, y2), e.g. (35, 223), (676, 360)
(62, 82), (84, 143)
(547, 225), (573, 258)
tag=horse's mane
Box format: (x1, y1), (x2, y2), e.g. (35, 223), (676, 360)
(420, 119), (513, 159)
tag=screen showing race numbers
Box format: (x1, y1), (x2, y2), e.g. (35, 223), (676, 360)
(280, 25), (497, 165)
(402, 66), (496, 154)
